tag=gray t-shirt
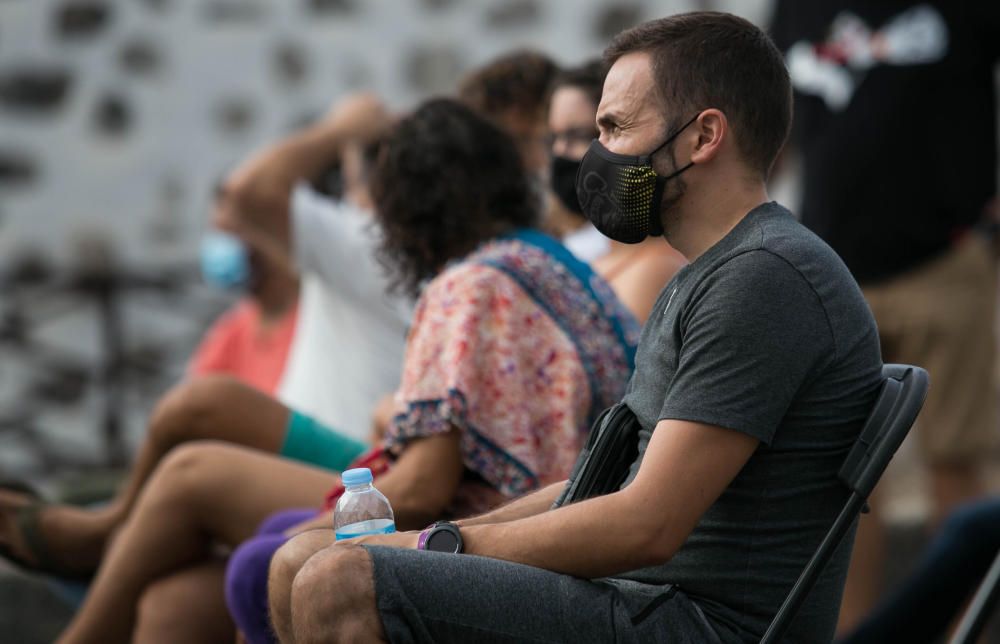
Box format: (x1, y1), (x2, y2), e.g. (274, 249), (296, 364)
(617, 202), (882, 643)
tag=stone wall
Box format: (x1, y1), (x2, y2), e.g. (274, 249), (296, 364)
(0, 0), (770, 476)
(0, 0), (770, 266)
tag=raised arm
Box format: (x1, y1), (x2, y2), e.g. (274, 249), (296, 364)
(213, 93), (390, 267)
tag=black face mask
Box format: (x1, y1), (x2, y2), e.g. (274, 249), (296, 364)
(575, 113), (699, 243)
(550, 155), (583, 214)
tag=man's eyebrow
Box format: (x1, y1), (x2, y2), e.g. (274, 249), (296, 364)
(596, 111), (623, 130)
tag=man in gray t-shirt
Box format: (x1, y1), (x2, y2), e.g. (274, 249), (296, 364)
(267, 13), (883, 644)
(618, 201), (881, 641)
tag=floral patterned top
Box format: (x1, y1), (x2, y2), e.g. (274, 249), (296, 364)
(385, 229), (639, 517)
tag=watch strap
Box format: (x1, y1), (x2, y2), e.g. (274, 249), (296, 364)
(417, 524), (434, 551)
(417, 521), (463, 553)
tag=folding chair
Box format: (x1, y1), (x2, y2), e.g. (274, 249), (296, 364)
(761, 363), (930, 643)
(949, 549), (1000, 644)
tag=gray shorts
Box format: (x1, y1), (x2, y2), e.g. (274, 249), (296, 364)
(364, 545), (724, 643)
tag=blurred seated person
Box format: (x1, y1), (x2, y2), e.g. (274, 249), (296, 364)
(840, 497), (1000, 643)
(51, 98), (640, 644)
(548, 60), (686, 321)
(0, 95), (409, 579)
(188, 229), (299, 395)
(457, 49), (557, 178)
(232, 97), (413, 440)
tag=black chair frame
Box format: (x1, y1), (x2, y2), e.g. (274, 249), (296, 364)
(761, 363), (929, 643)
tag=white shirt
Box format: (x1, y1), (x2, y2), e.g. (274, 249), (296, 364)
(562, 222), (611, 264)
(276, 183), (412, 441)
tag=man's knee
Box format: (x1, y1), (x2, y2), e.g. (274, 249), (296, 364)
(290, 545), (376, 640)
(149, 375), (246, 445)
(295, 544), (372, 597)
(270, 531), (335, 601)
(269, 532), (344, 642)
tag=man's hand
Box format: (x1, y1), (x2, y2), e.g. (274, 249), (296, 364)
(339, 530), (420, 550)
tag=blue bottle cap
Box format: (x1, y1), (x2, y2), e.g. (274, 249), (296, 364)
(341, 467), (373, 487)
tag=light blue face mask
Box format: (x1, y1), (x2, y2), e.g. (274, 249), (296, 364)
(200, 231), (249, 289)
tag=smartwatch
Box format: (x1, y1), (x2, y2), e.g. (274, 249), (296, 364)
(417, 521), (464, 553)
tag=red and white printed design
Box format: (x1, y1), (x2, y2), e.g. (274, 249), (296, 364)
(787, 4), (949, 110)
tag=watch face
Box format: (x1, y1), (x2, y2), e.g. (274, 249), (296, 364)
(426, 528), (461, 553)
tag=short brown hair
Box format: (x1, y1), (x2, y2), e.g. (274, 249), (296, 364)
(605, 12), (791, 178)
(457, 50), (558, 123)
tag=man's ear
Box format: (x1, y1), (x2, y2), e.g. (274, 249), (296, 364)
(689, 108), (727, 165)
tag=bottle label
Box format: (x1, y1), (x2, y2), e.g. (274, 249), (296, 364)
(334, 518), (397, 540)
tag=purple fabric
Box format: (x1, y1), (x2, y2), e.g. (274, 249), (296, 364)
(225, 508), (318, 644)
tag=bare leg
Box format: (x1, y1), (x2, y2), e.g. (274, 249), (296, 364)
(290, 545), (386, 644)
(105, 376), (291, 524)
(0, 376), (290, 572)
(57, 441), (338, 644)
(269, 530), (337, 642)
(133, 560), (233, 644)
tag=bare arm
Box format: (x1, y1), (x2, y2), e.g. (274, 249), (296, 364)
(458, 419), (759, 579)
(374, 431), (464, 529)
(455, 481), (566, 527)
(287, 429), (464, 535)
(214, 93), (390, 267)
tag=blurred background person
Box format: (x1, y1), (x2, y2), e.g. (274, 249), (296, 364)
(188, 229), (299, 395)
(546, 60), (613, 261)
(840, 497), (1000, 643)
(216, 93), (412, 443)
(457, 49), (558, 179)
(770, 0), (1000, 633)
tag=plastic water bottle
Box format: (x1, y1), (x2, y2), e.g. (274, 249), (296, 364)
(333, 467), (396, 540)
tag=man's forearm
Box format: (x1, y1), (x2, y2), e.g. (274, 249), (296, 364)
(456, 419), (760, 579)
(459, 486), (674, 580)
(222, 122), (354, 257)
(455, 481), (566, 528)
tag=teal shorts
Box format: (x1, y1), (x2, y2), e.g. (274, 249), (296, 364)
(279, 410), (368, 472)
